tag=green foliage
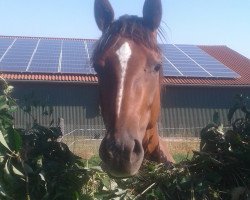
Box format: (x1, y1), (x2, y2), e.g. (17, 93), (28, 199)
(0, 79), (131, 200)
(113, 95), (250, 200)
(0, 80), (89, 200)
(83, 94), (250, 199)
(19, 90), (54, 121)
(173, 153), (192, 163)
(1, 78), (249, 200)
(86, 95), (250, 200)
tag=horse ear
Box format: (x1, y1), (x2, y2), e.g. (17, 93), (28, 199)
(143, 0), (162, 31)
(94, 0), (114, 32)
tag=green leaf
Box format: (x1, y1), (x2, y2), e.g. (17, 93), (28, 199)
(0, 95), (7, 104)
(0, 130), (11, 152)
(4, 158), (11, 175)
(101, 177), (113, 190)
(0, 102), (8, 111)
(11, 165), (24, 178)
(39, 173), (46, 182)
(0, 155), (4, 162)
(0, 184), (12, 200)
(8, 129), (22, 152)
(4, 86), (14, 95)
(23, 163), (34, 174)
(73, 191), (80, 200)
(8, 105), (17, 113)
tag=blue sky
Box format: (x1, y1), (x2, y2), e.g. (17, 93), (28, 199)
(0, 0), (249, 58)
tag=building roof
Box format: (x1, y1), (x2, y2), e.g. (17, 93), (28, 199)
(0, 36), (250, 87)
(1, 73), (98, 83)
(162, 45), (250, 87)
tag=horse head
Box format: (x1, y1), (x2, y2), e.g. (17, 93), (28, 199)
(93, 0), (173, 177)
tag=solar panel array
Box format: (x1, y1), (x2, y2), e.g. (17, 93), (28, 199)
(160, 44), (240, 78)
(0, 36), (240, 78)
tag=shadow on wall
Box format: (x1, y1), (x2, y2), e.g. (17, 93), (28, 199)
(11, 82), (102, 129)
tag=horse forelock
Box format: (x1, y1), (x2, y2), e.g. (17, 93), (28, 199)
(92, 15), (162, 63)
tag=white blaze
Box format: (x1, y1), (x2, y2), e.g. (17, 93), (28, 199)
(116, 42), (132, 118)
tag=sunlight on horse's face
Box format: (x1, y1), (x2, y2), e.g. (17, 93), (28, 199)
(94, 0), (163, 177)
(95, 38), (162, 177)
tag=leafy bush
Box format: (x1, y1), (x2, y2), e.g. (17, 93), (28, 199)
(1, 78), (249, 200)
(0, 79), (90, 200)
(113, 95), (250, 200)
(82, 95), (250, 200)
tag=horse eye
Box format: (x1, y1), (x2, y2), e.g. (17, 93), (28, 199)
(94, 63), (104, 75)
(154, 63), (162, 72)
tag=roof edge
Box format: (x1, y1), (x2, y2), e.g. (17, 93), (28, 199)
(8, 79), (98, 85)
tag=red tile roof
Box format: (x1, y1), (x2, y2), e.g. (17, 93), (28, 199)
(1, 42), (250, 87)
(0, 73), (98, 83)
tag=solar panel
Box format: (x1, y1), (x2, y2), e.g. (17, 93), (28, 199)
(175, 44), (240, 78)
(28, 39), (61, 73)
(160, 44), (212, 77)
(0, 36), (240, 79)
(0, 38), (14, 60)
(158, 44), (240, 78)
(0, 38), (37, 72)
(61, 40), (89, 74)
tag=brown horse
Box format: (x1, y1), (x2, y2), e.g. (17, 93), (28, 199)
(93, 0), (174, 177)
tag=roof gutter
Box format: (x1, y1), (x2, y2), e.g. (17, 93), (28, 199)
(3, 79), (250, 88)
(6, 79), (250, 88)
(4, 79), (99, 85)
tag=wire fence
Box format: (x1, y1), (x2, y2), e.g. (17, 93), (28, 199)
(60, 125), (207, 159)
(61, 125), (212, 139)
(61, 125), (231, 138)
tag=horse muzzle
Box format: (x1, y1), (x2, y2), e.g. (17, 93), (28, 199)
(99, 134), (144, 177)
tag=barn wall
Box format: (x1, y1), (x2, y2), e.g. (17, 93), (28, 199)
(11, 82), (104, 138)
(10, 82), (250, 138)
(160, 86), (250, 137)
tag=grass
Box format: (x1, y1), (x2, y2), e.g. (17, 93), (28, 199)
(83, 155), (101, 168)
(84, 151), (193, 169)
(61, 136), (200, 163)
(173, 153), (192, 163)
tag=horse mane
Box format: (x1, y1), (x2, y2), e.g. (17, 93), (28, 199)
(92, 15), (162, 62)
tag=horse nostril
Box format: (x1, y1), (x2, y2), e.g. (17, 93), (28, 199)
(133, 139), (142, 155)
